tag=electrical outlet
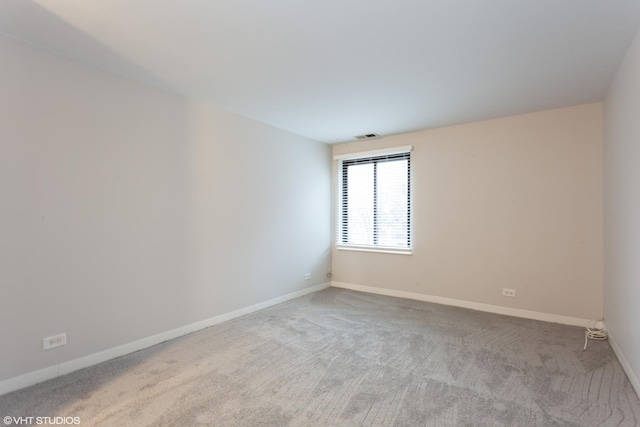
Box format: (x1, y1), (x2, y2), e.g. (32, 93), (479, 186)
(304, 273), (311, 280)
(43, 333), (67, 350)
(502, 288), (516, 297)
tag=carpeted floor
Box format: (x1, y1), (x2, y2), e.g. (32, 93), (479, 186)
(1, 288), (639, 426)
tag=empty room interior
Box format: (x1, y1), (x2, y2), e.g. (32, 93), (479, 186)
(2, 0), (640, 425)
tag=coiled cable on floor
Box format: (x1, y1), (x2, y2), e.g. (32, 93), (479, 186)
(583, 320), (607, 351)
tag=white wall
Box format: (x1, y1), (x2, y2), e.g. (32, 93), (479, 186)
(0, 34), (331, 382)
(333, 103), (603, 321)
(603, 28), (640, 393)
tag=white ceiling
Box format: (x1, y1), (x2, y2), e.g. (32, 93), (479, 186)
(2, 0), (640, 143)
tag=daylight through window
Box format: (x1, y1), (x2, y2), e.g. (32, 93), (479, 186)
(336, 147), (412, 254)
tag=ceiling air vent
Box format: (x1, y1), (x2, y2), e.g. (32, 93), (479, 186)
(355, 133), (381, 140)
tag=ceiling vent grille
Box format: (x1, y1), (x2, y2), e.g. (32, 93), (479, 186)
(355, 133), (381, 140)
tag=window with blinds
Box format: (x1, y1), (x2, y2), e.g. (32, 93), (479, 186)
(336, 146), (412, 254)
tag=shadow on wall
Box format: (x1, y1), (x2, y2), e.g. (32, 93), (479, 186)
(0, 0), (172, 92)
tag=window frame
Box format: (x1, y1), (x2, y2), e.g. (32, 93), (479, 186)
(335, 146), (413, 255)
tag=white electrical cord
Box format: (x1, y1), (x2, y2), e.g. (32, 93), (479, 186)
(583, 320), (607, 351)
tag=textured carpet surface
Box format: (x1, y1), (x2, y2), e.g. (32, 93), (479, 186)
(1, 288), (639, 426)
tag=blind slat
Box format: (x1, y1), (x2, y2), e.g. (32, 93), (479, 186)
(337, 150), (411, 250)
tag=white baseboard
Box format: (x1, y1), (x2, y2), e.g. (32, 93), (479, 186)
(0, 282), (330, 397)
(606, 329), (640, 398)
(331, 281), (592, 327)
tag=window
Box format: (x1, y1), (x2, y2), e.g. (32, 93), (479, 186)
(336, 146), (412, 254)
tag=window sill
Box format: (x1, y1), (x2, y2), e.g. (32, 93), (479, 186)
(336, 245), (413, 255)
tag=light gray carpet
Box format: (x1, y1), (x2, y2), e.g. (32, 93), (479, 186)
(1, 288), (639, 426)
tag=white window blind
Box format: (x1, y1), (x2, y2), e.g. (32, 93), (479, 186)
(336, 146), (412, 254)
